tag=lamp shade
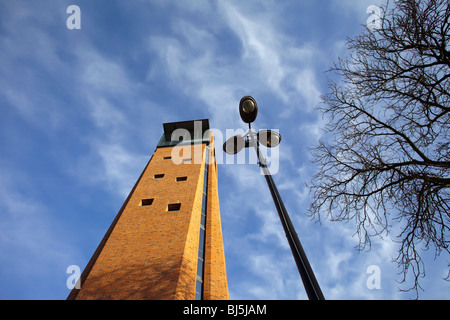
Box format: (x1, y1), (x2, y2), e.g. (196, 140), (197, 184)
(223, 134), (246, 154)
(257, 129), (281, 148)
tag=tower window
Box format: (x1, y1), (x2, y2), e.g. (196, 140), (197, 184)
(163, 156), (172, 160)
(140, 198), (154, 206)
(154, 174), (165, 179)
(167, 203), (181, 212)
(176, 176), (188, 182)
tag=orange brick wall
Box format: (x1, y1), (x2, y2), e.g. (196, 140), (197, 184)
(69, 134), (228, 300)
(203, 134), (229, 300)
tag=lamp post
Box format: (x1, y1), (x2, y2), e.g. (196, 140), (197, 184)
(223, 96), (325, 300)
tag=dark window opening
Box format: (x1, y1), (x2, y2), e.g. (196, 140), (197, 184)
(167, 203), (181, 212)
(140, 198), (154, 206)
(176, 176), (188, 182)
(154, 174), (165, 179)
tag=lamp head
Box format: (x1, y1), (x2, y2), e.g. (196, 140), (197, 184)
(239, 96), (258, 124)
(257, 129), (282, 148)
(223, 134), (246, 155)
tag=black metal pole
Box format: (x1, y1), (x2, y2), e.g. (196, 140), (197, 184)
(248, 129), (325, 300)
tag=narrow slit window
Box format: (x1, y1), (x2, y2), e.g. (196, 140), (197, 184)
(176, 176), (188, 182)
(154, 174), (165, 179)
(167, 203), (181, 212)
(140, 198), (154, 206)
(163, 156), (172, 160)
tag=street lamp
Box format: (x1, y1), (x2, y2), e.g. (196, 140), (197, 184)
(223, 96), (325, 300)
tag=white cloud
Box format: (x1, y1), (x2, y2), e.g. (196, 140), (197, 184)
(219, 0), (322, 109)
(86, 96), (126, 129)
(73, 141), (148, 199)
(145, 0), (212, 13)
(220, 1), (286, 94)
(293, 69), (322, 111)
(332, 0), (381, 17)
(82, 58), (132, 95)
(97, 143), (148, 197)
(146, 0), (324, 132)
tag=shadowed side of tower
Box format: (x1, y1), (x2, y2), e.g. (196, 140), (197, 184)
(203, 133), (229, 300)
(67, 119), (228, 300)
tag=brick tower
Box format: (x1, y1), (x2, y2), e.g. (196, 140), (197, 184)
(67, 119), (229, 300)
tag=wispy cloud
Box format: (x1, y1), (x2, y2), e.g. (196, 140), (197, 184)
(219, 1), (322, 110)
(147, 0), (323, 132)
(332, 0), (381, 17)
(80, 141), (148, 198)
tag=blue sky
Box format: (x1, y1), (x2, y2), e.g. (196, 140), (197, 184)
(0, 0), (448, 300)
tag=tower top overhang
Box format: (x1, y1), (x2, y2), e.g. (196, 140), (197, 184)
(158, 119), (211, 148)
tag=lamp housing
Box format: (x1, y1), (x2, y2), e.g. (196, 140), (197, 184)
(223, 134), (246, 155)
(239, 96), (258, 124)
(257, 129), (281, 148)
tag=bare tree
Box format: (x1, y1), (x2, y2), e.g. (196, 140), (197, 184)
(309, 0), (449, 296)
